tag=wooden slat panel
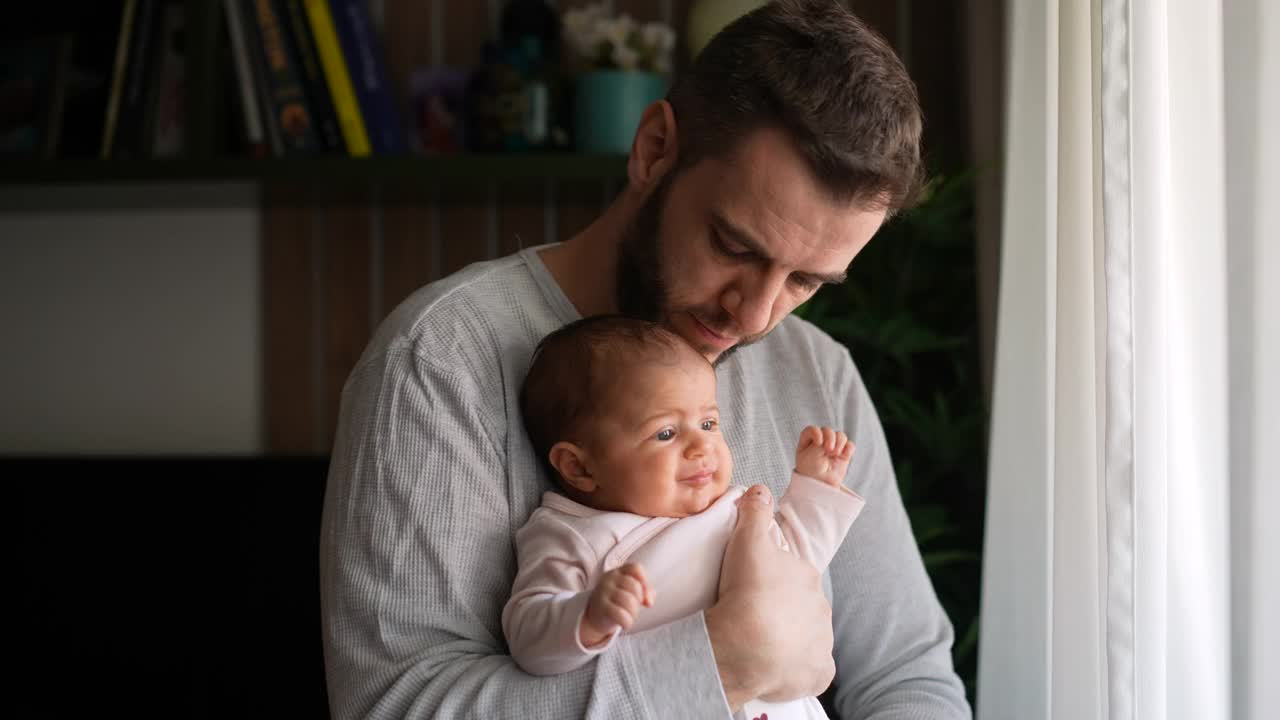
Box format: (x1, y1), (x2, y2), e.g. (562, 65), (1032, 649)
(383, 0), (437, 151)
(381, 0), (438, 317)
(439, 183), (493, 274)
(442, 0), (491, 68)
(382, 184), (435, 313)
(321, 193), (373, 451)
(849, 0), (901, 53)
(556, 180), (603, 241)
(436, 2), (495, 272)
(262, 185), (318, 453)
(669, 0), (696, 74)
(907, 0), (966, 171)
(498, 181), (547, 256)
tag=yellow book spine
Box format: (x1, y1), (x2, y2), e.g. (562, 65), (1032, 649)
(303, 0), (371, 156)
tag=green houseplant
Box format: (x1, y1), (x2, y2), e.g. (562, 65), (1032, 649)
(796, 170), (986, 703)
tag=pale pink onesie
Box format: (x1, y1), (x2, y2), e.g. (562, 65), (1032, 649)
(502, 473), (866, 720)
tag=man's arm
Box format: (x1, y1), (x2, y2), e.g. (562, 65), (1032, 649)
(825, 350), (973, 719)
(319, 347), (730, 719)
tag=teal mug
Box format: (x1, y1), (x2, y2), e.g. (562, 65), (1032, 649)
(573, 70), (669, 155)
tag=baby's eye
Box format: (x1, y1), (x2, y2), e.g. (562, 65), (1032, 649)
(701, 419), (719, 432)
(655, 428), (676, 441)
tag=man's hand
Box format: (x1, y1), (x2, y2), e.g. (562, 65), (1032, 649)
(579, 563), (655, 648)
(795, 425), (855, 487)
(706, 485), (836, 710)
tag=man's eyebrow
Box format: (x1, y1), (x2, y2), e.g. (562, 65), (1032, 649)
(711, 211), (849, 285)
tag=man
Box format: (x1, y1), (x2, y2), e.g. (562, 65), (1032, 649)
(319, 1), (971, 717)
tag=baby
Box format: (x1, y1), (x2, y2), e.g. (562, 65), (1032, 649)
(505, 315), (865, 720)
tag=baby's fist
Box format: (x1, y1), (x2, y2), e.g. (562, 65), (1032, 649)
(579, 563), (654, 648)
(795, 425), (855, 487)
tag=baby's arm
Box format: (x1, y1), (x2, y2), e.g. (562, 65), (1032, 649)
(775, 425), (867, 571)
(502, 511), (656, 675)
(501, 512), (606, 675)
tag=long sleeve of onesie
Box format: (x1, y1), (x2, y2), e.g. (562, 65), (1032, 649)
(501, 511), (622, 676)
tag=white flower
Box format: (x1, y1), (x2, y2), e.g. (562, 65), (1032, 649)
(564, 5), (610, 55)
(561, 3), (676, 72)
(641, 23), (676, 54)
(611, 43), (640, 70)
(603, 15), (637, 49)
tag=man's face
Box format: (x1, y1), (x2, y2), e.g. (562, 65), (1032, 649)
(616, 128), (887, 364)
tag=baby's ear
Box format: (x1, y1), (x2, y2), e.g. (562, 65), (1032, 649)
(549, 442), (596, 494)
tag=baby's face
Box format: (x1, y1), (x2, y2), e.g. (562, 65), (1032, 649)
(583, 352), (733, 518)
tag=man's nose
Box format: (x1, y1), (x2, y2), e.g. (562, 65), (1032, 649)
(721, 272), (785, 336)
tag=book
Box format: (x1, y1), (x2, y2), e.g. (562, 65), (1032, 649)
(302, 0), (370, 155)
(42, 35), (76, 158)
(100, 0), (139, 158)
(223, 0), (268, 157)
(327, 0), (405, 154)
(110, 0), (163, 158)
(248, 15), (284, 155)
(150, 2), (187, 157)
(244, 0), (320, 154)
(46, 4), (129, 157)
(278, 0), (343, 153)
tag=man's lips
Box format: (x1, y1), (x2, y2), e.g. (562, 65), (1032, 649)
(690, 314), (736, 350)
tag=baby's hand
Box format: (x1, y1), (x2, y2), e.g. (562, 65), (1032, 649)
(579, 563), (655, 648)
(795, 425), (855, 487)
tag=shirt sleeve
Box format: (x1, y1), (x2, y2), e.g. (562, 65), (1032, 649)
(825, 349), (974, 719)
(320, 347), (732, 720)
(775, 472), (866, 571)
(501, 512), (621, 675)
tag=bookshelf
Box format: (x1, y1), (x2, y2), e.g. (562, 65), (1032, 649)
(5, 2), (629, 189)
(0, 154), (629, 186)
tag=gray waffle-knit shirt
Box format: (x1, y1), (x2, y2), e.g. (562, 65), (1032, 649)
(319, 246), (972, 719)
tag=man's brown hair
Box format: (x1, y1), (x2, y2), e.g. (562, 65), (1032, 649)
(666, 0), (924, 212)
(519, 316), (698, 487)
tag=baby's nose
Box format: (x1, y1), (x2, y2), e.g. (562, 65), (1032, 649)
(685, 437), (709, 458)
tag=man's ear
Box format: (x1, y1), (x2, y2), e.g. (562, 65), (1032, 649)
(549, 441), (597, 494)
(628, 99), (679, 191)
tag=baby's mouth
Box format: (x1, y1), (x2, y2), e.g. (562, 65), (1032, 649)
(679, 470), (716, 486)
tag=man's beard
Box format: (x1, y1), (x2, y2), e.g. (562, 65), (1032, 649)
(615, 173), (670, 323)
(614, 176), (759, 366)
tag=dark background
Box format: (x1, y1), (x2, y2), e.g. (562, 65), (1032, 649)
(16, 458), (331, 717)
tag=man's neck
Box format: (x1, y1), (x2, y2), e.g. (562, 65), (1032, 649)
(538, 196), (634, 318)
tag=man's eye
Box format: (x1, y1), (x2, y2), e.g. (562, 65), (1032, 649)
(713, 229), (751, 259)
(655, 428), (675, 441)
(701, 419), (719, 432)
(790, 275), (820, 292)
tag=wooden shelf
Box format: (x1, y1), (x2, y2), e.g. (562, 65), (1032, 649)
(0, 154), (630, 186)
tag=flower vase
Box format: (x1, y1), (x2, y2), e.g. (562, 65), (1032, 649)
(572, 70), (668, 155)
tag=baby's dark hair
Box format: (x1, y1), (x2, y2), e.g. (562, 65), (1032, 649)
(520, 315), (693, 486)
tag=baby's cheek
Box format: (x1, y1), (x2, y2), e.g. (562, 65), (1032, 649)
(720, 446), (734, 481)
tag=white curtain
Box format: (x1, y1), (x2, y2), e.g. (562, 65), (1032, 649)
(977, 0), (1278, 718)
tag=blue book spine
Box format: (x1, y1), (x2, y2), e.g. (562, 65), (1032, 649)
(326, 0), (404, 154)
